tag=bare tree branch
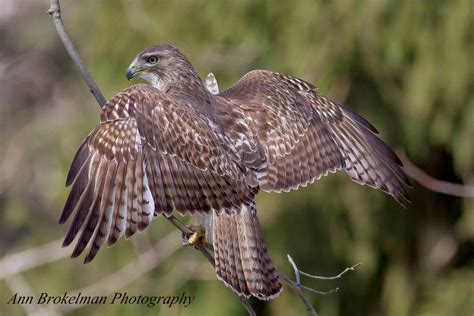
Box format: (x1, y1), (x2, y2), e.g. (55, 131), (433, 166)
(397, 150), (474, 198)
(48, 0), (106, 106)
(47, 1), (255, 315)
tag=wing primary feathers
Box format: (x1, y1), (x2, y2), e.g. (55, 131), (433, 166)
(62, 153), (100, 247)
(143, 153), (161, 214)
(337, 123), (409, 205)
(343, 121), (409, 189)
(125, 159), (138, 239)
(62, 181), (93, 247)
(108, 162), (128, 246)
(338, 103), (379, 134)
(71, 158), (108, 258)
(139, 159), (154, 231)
(65, 135), (91, 187)
(84, 160), (117, 263)
(60, 155), (91, 224)
(134, 156), (145, 232)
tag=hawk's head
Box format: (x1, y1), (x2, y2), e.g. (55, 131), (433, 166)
(125, 44), (195, 91)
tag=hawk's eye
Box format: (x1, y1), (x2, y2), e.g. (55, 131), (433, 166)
(146, 56), (158, 64)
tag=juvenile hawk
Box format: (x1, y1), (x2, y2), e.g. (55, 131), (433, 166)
(61, 44), (409, 300)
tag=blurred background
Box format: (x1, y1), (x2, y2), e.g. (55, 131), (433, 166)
(0, 0), (473, 315)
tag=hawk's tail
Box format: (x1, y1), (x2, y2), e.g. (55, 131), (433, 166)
(212, 203), (282, 300)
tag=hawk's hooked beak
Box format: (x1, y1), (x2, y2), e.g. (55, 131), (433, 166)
(125, 67), (136, 80)
(125, 60), (144, 80)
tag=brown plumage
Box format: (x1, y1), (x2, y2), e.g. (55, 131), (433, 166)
(213, 203), (281, 299)
(61, 44), (409, 300)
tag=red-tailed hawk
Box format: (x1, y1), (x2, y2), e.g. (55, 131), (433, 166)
(60, 44), (409, 300)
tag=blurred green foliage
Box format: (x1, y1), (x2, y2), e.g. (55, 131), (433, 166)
(0, 0), (472, 315)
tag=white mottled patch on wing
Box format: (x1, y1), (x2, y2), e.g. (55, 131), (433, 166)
(135, 130), (142, 151)
(205, 72), (219, 95)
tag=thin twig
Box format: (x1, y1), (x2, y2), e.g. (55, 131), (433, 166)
(298, 262), (362, 281)
(47, 2), (255, 315)
(277, 272), (319, 316)
(298, 284), (339, 296)
(397, 150), (474, 198)
(287, 254), (301, 285)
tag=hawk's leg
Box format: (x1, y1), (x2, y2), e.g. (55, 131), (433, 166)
(181, 224), (213, 250)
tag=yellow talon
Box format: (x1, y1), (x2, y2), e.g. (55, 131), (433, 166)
(187, 225), (206, 246)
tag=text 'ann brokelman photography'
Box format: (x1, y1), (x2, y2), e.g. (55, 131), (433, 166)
(6, 292), (195, 308)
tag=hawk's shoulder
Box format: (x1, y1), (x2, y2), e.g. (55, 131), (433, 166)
(99, 84), (166, 122)
(221, 70), (315, 98)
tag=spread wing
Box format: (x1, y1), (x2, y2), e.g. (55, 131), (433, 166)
(219, 70), (410, 205)
(61, 84), (254, 263)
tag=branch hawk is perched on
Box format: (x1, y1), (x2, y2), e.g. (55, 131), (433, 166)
(61, 44), (410, 300)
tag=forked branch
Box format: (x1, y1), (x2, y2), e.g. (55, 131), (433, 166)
(278, 255), (361, 316)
